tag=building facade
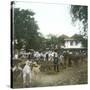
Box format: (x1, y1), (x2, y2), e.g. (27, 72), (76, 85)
(64, 38), (82, 49)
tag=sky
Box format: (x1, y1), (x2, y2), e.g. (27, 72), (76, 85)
(14, 1), (80, 37)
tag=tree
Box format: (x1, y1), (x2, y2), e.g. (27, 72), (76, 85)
(58, 34), (69, 47)
(70, 5), (88, 39)
(13, 7), (40, 50)
(71, 34), (87, 47)
(46, 34), (58, 49)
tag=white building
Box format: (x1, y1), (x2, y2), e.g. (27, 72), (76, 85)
(64, 38), (82, 49)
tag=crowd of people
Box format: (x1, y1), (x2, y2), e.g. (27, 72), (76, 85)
(12, 48), (87, 87)
(14, 48), (87, 72)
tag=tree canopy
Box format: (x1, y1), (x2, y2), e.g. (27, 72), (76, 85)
(13, 8), (40, 50)
(70, 5), (88, 39)
(11, 3), (88, 51)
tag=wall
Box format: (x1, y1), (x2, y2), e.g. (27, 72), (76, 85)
(64, 40), (82, 48)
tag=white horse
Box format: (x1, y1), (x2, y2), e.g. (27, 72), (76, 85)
(12, 60), (32, 87)
(22, 60), (32, 86)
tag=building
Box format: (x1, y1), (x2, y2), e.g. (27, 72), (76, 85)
(64, 38), (82, 49)
(60, 34), (87, 53)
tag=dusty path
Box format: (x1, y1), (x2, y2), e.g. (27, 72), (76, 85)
(31, 62), (87, 87)
(13, 61), (87, 88)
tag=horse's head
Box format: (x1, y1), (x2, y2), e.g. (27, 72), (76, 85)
(25, 60), (32, 66)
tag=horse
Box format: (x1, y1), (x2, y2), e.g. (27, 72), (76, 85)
(12, 60), (32, 87)
(22, 60), (32, 87)
(32, 62), (41, 81)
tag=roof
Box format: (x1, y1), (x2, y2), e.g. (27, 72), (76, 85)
(64, 38), (76, 41)
(64, 34), (83, 41)
(60, 47), (87, 50)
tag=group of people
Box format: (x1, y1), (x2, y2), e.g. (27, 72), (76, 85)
(33, 50), (60, 72)
(12, 48), (87, 87)
(12, 49), (61, 87)
(21, 50), (59, 72)
(14, 49), (87, 73)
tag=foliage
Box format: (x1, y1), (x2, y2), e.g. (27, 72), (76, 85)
(70, 5), (88, 39)
(71, 34), (87, 47)
(11, 4), (88, 51)
(58, 35), (69, 47)
(12, 7), (40, 50)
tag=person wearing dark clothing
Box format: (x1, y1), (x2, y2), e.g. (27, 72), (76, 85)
(46, 53), (49, 61)
(53, 51), (59, 72)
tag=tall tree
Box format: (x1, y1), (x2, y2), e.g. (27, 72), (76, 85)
(70, 5), (88, 39)
(13, 7), (39, 50)
(58, 34), (69, 47)
(46, 34), (58, 49)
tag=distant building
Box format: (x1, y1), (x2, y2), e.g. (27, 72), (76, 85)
(64, 38), (82, 49)
(60, 34), (87, 50)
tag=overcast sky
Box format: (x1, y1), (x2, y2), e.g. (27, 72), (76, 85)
(14, 1), (80, 37)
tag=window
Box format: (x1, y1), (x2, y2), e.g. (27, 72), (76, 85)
(70, 41), (73, 46)
(75, 41), (78, 45)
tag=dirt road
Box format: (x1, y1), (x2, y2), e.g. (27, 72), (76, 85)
(13, 61), (87, 88)
(31, 62), (87, 87)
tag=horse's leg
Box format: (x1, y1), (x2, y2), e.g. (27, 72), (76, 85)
(34, 72), (37, 81)
(29, 73), (32, 86)
(23, 73), (26, 87)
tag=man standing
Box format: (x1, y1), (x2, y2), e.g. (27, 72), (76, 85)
(46, 51), (49, 61)
(53, 50), (59, 72)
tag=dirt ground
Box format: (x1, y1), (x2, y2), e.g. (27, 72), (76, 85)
(12, 60), (88, 88)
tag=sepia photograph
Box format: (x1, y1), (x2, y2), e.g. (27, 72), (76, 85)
(11, 1), (88, 88)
